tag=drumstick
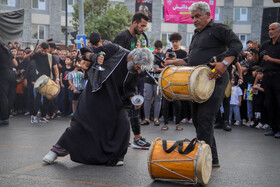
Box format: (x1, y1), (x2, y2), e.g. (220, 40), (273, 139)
(33, 40), (39, 52)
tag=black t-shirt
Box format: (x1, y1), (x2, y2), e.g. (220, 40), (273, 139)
(0, 43), (13, 70)
(16, 58), (28, 78)
(114, 30), (137, 51)
(253, 80), (265, 105)
(31, 52), (54, 77)
(61, 66), (74, 88)
(166, 48), (187, 59)
(145, 52), (164, 84)
(25, 60), (37, 83)
(188, 20), (242, 66)
(260, 37), (280, 72)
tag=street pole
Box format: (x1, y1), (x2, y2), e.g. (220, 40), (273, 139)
(65, 0), (68, 49)
(78, 0), (85, 35)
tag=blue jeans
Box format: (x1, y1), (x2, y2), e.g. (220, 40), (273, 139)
(247, 100), (253, 118)
(229, 104), (241, 121)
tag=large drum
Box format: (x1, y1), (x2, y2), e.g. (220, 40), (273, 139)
(147, 137), (212, 185)
(34, 75), (60, 100)
(159, 65), (215, 103)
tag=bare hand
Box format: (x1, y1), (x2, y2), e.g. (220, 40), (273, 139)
(209, 62), (227, 80)
(263, 55), (271, 61)
(55, 80), (60, 86)
(134, 104), (142, 110)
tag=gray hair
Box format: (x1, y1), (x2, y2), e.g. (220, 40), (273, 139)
(128, 48), (154, 70)
(270, 22), (280, 30)
(188, 1), (211, 15)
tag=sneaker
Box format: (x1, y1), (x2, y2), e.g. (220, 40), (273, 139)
(245, 121), (252, 127)
(249, 121), (255, 127)
(262, 124), (270, 130)
(24, 111), (30, 116)
(264, 130), (276, 136)
(233, 121), (241, 126)
(39, 117), (49, 123)
(274, 131), (280, 139)
(132, 137), (151, 150)
(43, 151), (57, 164)
(188, 118), (193, 124)
(255, 123), (263, 129)
(181, 118), (187, 123)
(242, 119), (247, 126)
(115, 160), (124, 166)
(31, 115), (38, 124)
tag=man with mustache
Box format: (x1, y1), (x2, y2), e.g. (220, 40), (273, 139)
(252, 22), (280, 139)
(167, 2), (242, 167)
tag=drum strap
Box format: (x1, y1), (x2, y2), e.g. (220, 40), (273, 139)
(162, 138), (197, 155)
(47, 54), (53, 79)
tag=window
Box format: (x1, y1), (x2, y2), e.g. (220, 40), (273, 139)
(238, 34), (249, 49)
(186, 33), (193, 48)
(1, 0), (15, 6)
(215, 7), (220, 22)
(32, 25), (48, 40)
(32, 0), (46, 10)
(161, 33), (172, 47)
(234, 8), (248, 22)
(62, 0), (77, 12)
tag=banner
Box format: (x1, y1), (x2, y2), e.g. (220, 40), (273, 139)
(164, 0), (216, 23)
(135, 0), (152, 22)
(0, 9), (24, 44)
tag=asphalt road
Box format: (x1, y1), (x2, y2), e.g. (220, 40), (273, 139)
(0, 115), (279, 187)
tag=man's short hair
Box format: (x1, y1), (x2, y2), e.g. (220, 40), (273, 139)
(10, 47), (17, 51)
(40, 42), (49, 50)
(65, 55), (72, 61)
(154, 40), (163, 48)
(132, 12), (149, 24)
(89, 32), (101, 45)
(17, 49), (25, 53)
(252, 65), (260, 71)
(256, 67), (264, 73)
(189, 1), (211, 14)
(169, 32), (182, 42)
(49, 42), (57, 49)
(246, 40), (253, 44)
(128, 48), (154, 70)
(25, 47), (31, 50)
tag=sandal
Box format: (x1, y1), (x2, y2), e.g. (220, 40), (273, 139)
(154, 120), (160, 126)
(176, 126), (183, 131)
(140, 120), (150, 125)
(161, 125), (169, 130)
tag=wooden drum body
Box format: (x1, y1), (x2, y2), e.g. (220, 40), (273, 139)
(159, 65), (215, 103)
(34, 75), (60, 100)
(147, 137), (212, 185)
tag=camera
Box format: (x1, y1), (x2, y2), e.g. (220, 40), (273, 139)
(168, 52), (176, 59)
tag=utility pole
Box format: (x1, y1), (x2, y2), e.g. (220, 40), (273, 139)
(65, 0), (68, 49)
(78, 0), (85, 34)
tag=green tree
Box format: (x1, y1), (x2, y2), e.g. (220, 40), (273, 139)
(72, 1), (132, 41)
(72, 0), (109, 30)
(85, 4), (132, 41)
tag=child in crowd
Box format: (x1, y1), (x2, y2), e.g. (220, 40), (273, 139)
(229, 77), (243, 126)
(60, 55), (74, 116)
(252, 68), (269, 129)
(68, 62), (84, 115)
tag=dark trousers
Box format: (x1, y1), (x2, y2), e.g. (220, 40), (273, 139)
(0, 69), (15, 120)
(263, 72), (280, 132)
(217, 94), (231, 122)
(26, 82), (34, 112)
(162, 98), (181, 124)
(127, 107), (141, 136)
(192, 72), (229, 162)
(31, 91), (51, 118)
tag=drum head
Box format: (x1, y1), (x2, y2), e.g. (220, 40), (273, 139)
(189, 66), (215, 103)
(34, 75), (49, 90)
(195, 142), (212, 185)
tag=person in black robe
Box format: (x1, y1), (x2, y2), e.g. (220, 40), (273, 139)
(43, 44), (154, 166)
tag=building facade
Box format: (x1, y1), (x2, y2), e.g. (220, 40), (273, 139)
(0, 0), (279, 49)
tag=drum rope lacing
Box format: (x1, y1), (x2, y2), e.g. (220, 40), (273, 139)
(149, 140), (197, 183)
(160, 66), (193, 101)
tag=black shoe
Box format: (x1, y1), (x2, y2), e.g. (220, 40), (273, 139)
(223, 121), (232, 131)
(214, 122), (223, 129)
(0, 119), (9, 126)
(212, 160), (220, 167)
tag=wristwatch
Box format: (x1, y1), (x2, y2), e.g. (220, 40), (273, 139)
(56, 78), (60, 81)
(78, 64), (81, 67)
(222, 60), (229, 67)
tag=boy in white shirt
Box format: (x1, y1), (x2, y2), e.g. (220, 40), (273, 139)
(229, 78), (243, 126)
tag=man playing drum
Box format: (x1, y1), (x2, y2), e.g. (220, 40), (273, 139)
(165, 2), (242, 167)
